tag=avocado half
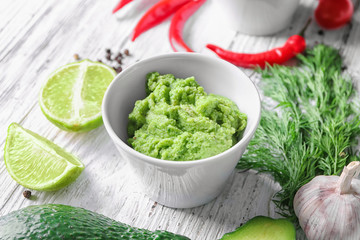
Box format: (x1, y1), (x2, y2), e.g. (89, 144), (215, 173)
(0, 204), (189, 240)
(221, 216), (296, 240)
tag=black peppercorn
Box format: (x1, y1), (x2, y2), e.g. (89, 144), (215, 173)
(74, 54), (80, 60)
(23, 190), (32, 199)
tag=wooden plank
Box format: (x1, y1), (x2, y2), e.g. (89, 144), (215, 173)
(0, 2), (276, 240)
(342, 0), (360, 74)
(0, 103), (281, 239)
(1, 0), (359, 239)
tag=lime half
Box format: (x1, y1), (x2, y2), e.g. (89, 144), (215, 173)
(4, 123), (85, 191)
(39, 59), (116, 132)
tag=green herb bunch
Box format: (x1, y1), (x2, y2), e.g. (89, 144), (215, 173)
(238, 44), (360, 222)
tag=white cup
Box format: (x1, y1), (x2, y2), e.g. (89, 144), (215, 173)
(102, 53), (261, 208)
(214, 0), (300, 35)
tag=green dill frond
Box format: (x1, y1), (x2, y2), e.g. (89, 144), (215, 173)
(238, 44), (360, 223)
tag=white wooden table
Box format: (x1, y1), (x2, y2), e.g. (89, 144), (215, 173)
(1, 0), (359, 239)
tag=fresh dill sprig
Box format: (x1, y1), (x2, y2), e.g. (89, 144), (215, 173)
(237, 44), (360, 222)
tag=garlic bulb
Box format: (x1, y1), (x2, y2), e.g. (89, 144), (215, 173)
(294, 161), (360, 240)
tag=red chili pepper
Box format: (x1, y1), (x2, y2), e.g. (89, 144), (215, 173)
(132, 0), (191, 41)
(169, 0), (207, 52)
(315, 0), (353, 29)
(113, 0), (133, 14)
(206, 19), (311, 68)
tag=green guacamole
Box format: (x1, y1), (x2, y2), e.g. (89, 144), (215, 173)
(127, 72), (247, 161)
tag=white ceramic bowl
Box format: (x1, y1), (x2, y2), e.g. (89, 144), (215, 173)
(214, 0), (300, 35)
(102, 53), (261, 208)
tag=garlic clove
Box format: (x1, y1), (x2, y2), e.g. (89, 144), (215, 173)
(294, 161), (360, 240)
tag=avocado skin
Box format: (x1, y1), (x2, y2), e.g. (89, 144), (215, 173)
(0, 204), (190, 240)
(220, 216), (296, 240)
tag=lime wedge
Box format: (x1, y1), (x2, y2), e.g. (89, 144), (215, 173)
(39, 59), (116, 132)
(4, 123), (85, 191)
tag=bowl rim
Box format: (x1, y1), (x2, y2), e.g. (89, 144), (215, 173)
(102, 52), (261, 167)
